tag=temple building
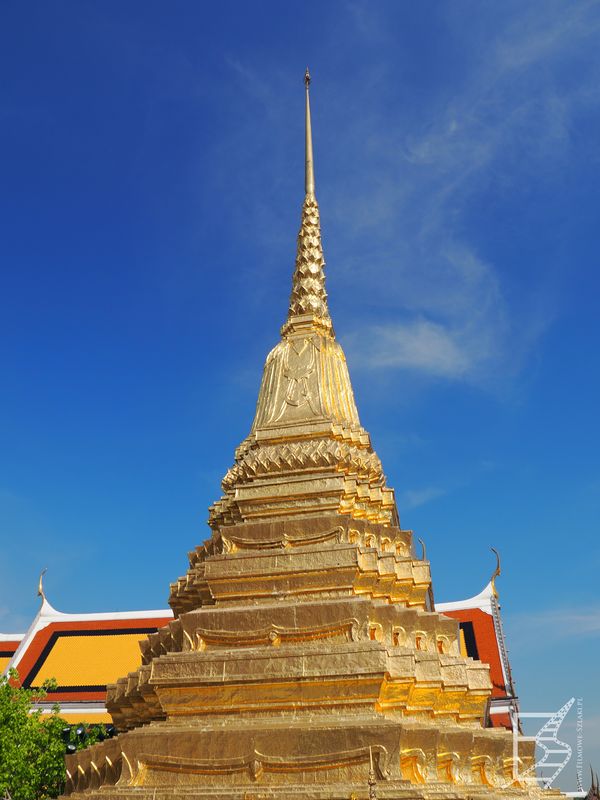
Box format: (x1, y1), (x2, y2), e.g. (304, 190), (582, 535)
(1, 592), (170, 724)
(3, 72), (561, 797)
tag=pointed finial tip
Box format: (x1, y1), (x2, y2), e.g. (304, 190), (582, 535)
(303, 67), (315, 197)
(490, 547), (501, 598)
(37, 567), (47, 603)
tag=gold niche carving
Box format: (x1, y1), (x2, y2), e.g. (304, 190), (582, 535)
(437, 752), (461, 784)
(400, 749), (427, 784)
(472, 754), (495, 786)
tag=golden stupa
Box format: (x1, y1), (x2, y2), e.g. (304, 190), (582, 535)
(63, 72), (560, 800)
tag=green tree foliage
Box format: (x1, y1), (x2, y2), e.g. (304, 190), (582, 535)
(0, 670), (65, 800)
(0, 669), (108, 800)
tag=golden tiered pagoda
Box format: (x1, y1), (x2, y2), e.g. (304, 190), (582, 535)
(62, 72), (560, 800)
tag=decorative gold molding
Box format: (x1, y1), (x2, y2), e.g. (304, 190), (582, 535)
(139, 745), (390, 783)
(221, 525), (344, 552)
(192, 618), (359, 649)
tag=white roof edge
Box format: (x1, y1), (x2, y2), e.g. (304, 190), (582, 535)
(35, 606), (173, 623)
(34, 704), (108, 714)
(0, 633), (26, 642)
(434, 580), (495, 615)
(6, 604), (46, 673)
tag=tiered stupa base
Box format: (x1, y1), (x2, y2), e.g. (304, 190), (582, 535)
(63, 516), (553, 799)
(63, 717), (551, 799)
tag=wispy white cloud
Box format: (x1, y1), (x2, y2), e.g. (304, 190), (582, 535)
(493, 0), (600, 72)
(344, 242), (507, 379)
(0, 605), (31, 634)
(509, 607), (600, 642)
(328, 2), (599, 386)
(206, 1), (600, 389)
(349, 319), (470, 377)
(399, 486), (446, 510)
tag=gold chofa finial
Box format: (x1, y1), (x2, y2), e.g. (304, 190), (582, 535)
(490, 547), (501, 598)
(304, 67), (315, 196)
(37, 567), (47, 604)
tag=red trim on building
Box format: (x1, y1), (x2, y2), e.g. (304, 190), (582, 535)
(0, 640), (21, 656)
(443, 608), (511, 729)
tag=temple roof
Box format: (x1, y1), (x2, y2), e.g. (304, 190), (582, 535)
(0, 632), (25, 674)
(435, 579), (497, 615)
(435, 563), (517, 730)
(2, 593), (171, 723)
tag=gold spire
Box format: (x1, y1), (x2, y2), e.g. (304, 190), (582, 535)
(304, 68), (315, 197)
(284, 69), (332, 335)
(209, 70), (396, 530)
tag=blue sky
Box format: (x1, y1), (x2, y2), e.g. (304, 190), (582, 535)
(1, 1), (598, 788)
